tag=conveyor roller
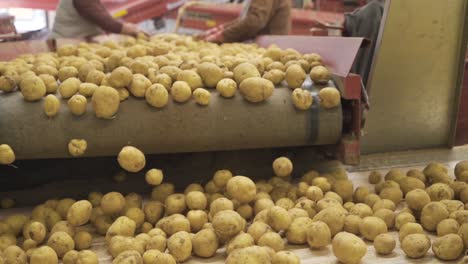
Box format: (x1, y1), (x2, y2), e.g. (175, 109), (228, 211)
(0, 86), (342, 160)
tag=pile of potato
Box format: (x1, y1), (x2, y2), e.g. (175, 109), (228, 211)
(0, 33), (341, 122)
(0, 144), (468, 263)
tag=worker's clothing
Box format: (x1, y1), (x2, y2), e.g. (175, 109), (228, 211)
(50, 0), (123, 39)
(343, 0), (385, 86)
(222, 0), (291, 42)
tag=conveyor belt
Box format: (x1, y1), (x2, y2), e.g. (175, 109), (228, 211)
(0, 85), (342, 160)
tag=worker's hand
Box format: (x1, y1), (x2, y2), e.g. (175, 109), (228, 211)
(195, 25), (225, 40)
(204, 30), (224, 43)
(121, 22), (148, 37)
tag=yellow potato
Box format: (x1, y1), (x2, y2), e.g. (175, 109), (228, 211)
(129, 73), (152, 97)
(30, 246), (58, 264)
(91, 86), (120, 118)
(170, 81), (192, 103)
(310, 65), (331, 84)
(67, 94), (87, 116)
(420, 201), (449, 231)
(145, 84), (168, 108)
(263, 69), (285, 85)
(306, 221), (331, 248)
(112, 250), (143, 264)
(165, 193), (186, 215)
(109, 66), (133, 88)
(401, 234), (430, 258)
(227, 176), (257, 204)
(68, 139), (87, 157)
(258, 232), (284, 252)
(105, 216), (136, 242)
(193, 88), (211, 106)
(187, 210), (208, 232)
(101, 192), (126, 215)
(285, 64), (306, 89)
(20, 74), (46, 101)
(319, 87), (340, 109)
(177, 70), (203, 90)
(233, 62), (261, 84)
(39, 74), (58, 93)
(268, 206), (292, 232)
(272, 157), (293, 177)
(226, 232), (255, 255)
(291, 88), (313, 110)
(216, 78), (237, 98)
(373, 233), (395, 255)
(167, 231), (192, 262)
(0, 75), (17, 92)
(74, 231), (92, 250)
(0, 144), (15, 165)
(332, 232), (366, 264)
(117, 146), (146, 173)
(47, 231), (75, 258)
(24, 222), (46, 243)
(78, 82), (98, 97)
(145, 168), (164, 185)
(58, 66), (78, 82)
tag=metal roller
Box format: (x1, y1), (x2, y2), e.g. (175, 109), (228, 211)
(0, 86), (342, 160)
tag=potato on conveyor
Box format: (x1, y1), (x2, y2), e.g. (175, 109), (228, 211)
(39, 74), (58, 94)
(68, 139), (87, 157)
(30, 246), (58, 264)
(216, 78), (237, 98)
(91, 85), (120, 119)
(310, 65), (331, 84)
(373, 233), (395, 255)
(197, 62), (224, 88)
(0, 144), (15, 165)
(285, 64), (306, 89)
(109, 66), (132, 88)
(332, 232), (367, 264)
(263, 69), (285, 86)
(67, 94), (87, 116)
(233, 62), (261, 84)
(193, 88), (211, 106)
(0, 75), (17, 92)
(129, 73), (151, 98)
(291, 88), (313, 110)
(170, 81), (192, 103)
(20, 74), (46, 101)
(319, 87), (341, 109)
(401, 233), (431, 258)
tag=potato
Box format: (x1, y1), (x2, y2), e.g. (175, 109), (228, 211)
(318, 87), (340, 109)
(105, 216), (136, 242)
(195, 62), (224, 88)
(20, 74), (46, 101)
(175, 70), (203, 90)
(432, 234), (464, 260)
(379, 187), (403, 205)
(405, 189), (431, 211)
(30, 246), (58, 264)
(144, 251), (176, 264)
(263, 69), (285, 85)
(145, 235), (166, 252)
(143, 169), (164, 186)
(224, 177), (255, 204)
(368, 171), (382, 184)
(258, 232), (284, 252)
(226, 245), (272, 264)
(68, 139), (87, 157)
(350, 203), (373, 218)
(434, 218), (460, 238)
(124, 208), (145, 228)
(108, 236), (144, 258)
(35, 64), (58, 78)
(140, 222), (153, 234)
(51, 221), (75, 237)
(25, 222), (46, 243)
(109, 66), (132, 88)
(147, 228), (166, 238)
(275, 198), (294, 210)
(184, 183), (204, 194)
(226, 232), (255, 255)
(312, 177), (332, 192)
(239, 77), (274, 103)
(290, 88), (313, 110)
(167, 231), (192, 262)
(373, 233), (395, 255)
(212, 210), (245, 240)
(310, 65), (331, 84)
(232, 62), (260, 85)
(3, 245), (26, 263)
(372, 199), (395, 212)
(343, 215), (361, 235)
(191, 88), (210, 106)
(170, 80), (191, 103)
(191, 229), (219, 258)
(129, 74), (151, 97)
(151, 74), (172, 90)
(63, 250), (98, 264)
(401, 233), (431, 258)
(117, 146), (145, 173)
(272, 157), (293, 178)
(78, 83), (97, 97)
(186, 191), (207, 210)
(112, 250), (142, 264)
(394, 212), (416, 230)
(71, 231), (92, 251)
(0, 234), (16, 251)
(157, 214), (190, 236)
(144, 83), (168, 108)
(4, 214), (28, 236)
(426, 183), (454, 201)
(373, 208), (395, 229)
(398, 222), (423, 242)
(305, 221), (331, 249)
(215, 78), (237, 98)
(285, 64), (306, 89)
(47, 231), (75, 258)
(0, 75), (16, 92)
(39, 74), (58, 93)
(353, 187), (370, 203)
(399, 177), (425, 195)
(91, 85), (120, 118)
(267, 206), (291, 232)
(163, 193), (185, 215)
(130, 61), (149, 76)
(0, 144), (15, 165)
(420, 201), (449, 231)
(101, 192), (125, 215)
(272, 251), (300, 264)
(283, 216), (312, 245)
(93, 215), (112, 235)
(359, 216), (387, 241)
(151, 183), (175, 203)
(332, 232), (366, 264)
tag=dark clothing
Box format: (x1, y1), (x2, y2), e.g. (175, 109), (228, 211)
(343, 0), (384, 86)
(223, 0), (291, 42)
